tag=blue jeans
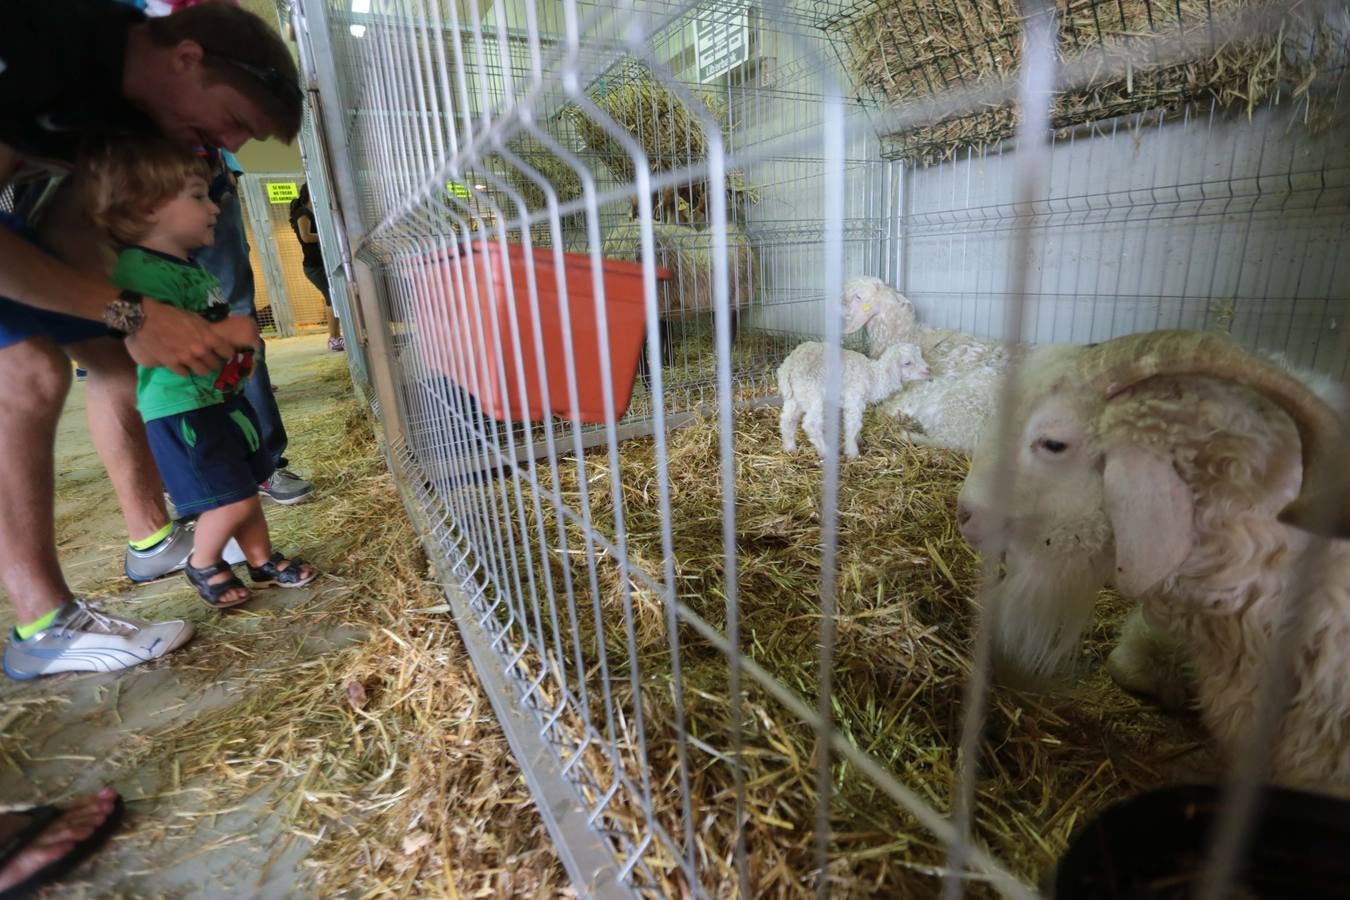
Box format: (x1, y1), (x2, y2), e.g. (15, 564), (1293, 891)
(192, 175), (290, 471)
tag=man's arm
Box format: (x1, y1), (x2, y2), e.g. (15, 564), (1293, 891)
(0, 226), (119, 321)
(1, 145), (238, 375)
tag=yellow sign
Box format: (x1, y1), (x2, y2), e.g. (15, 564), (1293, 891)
(446, 180), (472, 200)
(267, 182), (300, 203)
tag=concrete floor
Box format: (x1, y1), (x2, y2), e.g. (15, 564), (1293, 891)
(0, 335), (354, 899)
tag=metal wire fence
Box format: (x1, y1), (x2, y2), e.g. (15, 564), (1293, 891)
(283, 0), (1349, 895)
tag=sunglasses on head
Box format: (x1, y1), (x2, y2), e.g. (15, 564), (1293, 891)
(206, 52), (303, 103)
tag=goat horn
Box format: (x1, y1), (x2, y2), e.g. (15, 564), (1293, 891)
(1077, 330), (1350, 540)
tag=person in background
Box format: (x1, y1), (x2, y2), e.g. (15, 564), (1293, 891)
(193, 148), (318, 503)
(289, 183), (344, 352)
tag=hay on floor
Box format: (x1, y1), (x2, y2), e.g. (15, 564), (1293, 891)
(841, 0), (1347, 163)
(491, 406), (1209, 896)
(44, 356), (571, 897)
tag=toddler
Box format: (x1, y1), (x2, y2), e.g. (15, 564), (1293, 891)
(80, 136), (316, 607)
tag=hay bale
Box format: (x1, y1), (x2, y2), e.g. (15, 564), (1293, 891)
(842, 0), (1347, 163)
(474, 135), (588, 246)
(569, 75), (728, 180)
(568, 74), (758, 226)
(603, 220), (757, 316)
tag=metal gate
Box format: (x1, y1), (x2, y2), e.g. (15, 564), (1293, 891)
(282, 0), (1349, 896)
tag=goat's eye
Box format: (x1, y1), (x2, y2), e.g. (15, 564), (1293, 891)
(1037, 438), (1069, 454)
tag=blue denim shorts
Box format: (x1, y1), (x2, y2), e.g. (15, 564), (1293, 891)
(0, 212), (115, 351)
(144, 396), (275, 516)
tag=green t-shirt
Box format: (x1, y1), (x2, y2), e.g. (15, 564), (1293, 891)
(112, 247), (252, 421)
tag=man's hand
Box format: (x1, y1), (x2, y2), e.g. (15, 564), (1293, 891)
(125, 299), (236, 376)
(215, 314), (261, 352)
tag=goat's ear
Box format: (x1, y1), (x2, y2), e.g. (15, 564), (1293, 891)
(1102, 444), (1194, 596)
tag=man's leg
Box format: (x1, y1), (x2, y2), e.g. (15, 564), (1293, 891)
(242, 340), (289, 471)
(0, 337), (74, 625)
(66, 336), (168, 543)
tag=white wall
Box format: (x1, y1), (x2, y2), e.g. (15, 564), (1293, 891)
(898, 103), (1350, 376)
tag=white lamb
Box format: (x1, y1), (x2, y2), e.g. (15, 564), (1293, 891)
(956, 329), (1350, 790)
(841, 276), (1016, 454)
(777, 341), (930, 459)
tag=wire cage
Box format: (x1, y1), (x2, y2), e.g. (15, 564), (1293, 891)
(285, 0), (1349, 896)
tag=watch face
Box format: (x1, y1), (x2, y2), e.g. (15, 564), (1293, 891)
(106, 297), (146, 336)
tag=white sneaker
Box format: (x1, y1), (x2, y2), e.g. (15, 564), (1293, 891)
(3, 600), (194, 680)
(125, 520), (245, 583)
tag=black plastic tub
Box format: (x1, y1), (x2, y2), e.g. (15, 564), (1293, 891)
(1051, 784), (1350, 899)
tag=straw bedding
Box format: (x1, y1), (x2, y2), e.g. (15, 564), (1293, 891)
(843, 0), (1347, 163)
(38, 355), (571, 897)
(501, 405), (1211, 896)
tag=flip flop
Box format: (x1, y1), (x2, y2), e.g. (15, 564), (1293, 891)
(0, 794), (125, 899)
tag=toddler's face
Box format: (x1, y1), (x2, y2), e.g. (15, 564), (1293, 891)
(149, 175), (220, 253)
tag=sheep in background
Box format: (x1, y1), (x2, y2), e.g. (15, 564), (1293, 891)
(840, 277), (1348, 456)
(841, 276), (1016, 454)
(956, 330), (1350, 789)
(778, 341), (931, 460)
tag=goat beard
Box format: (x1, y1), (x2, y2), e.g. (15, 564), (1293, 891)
(983, 545), (1112, 683)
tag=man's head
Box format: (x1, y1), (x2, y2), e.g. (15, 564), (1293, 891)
(79, 136), (216, 251)
(125, 3), (302, 152)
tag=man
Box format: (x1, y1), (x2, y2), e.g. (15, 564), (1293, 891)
(0, 0), (303, 680)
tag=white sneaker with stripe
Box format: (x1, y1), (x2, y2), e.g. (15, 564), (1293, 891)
(3, 600), (194, 680)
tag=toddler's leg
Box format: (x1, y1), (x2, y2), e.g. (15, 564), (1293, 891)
(191, 498), (256, 607)
(231, 496), (272, 566)
(235, 497), (316, 584)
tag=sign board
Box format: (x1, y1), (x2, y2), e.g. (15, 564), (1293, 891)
(694, 5), (749, 83)
(446, 180), (473, 200)
(266, 181), (299, 203)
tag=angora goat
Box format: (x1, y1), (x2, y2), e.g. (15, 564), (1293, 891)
(841, 276), (1015, 453)
(956, 330), (1350, 789)
(777, 341), (930, 459)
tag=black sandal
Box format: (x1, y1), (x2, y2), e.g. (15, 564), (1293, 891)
(248, 552), (317, 589)
(184, 559), (250, 608)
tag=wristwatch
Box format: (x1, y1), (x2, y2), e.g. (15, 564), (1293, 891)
(104, 290), (146, 337)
